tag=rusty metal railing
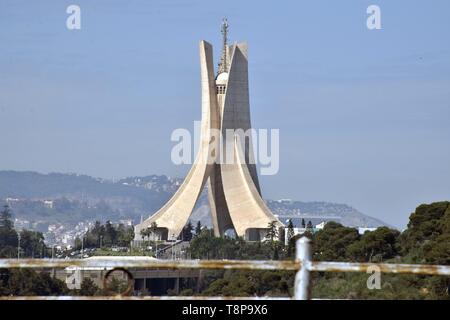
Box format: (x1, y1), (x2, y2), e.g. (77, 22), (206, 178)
(0, 237), (449, 300)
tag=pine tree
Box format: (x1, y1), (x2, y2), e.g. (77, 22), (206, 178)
(19, 229), (46, 258)
(287, 219), (295, 242)
(79, 278), (99, 296)
(307, 220), (313, 229)
(0, 205), (18, 257)
(195, 221), (202, 236)
(104, 220), (117, 246)
(301, 218), (306, 229)
(182, 221), (194, 241)
(0, 205), (14, 229)
(266, 221), (278, 242)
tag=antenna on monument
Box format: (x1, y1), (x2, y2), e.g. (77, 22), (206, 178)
(218, 17), (229, 74)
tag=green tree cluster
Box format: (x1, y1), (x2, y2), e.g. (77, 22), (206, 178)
(0, 269), (68, 296)
(399, 201), (450, 264)
(78, 278), (100, 296)
(185, 202), (450, 299)
(0, 205), (48, 258)
(74, 220), (134, 249)
(188, 228), (285, 260)
(311, 222), (400, 262)
(201, 270), (293, 297)
(0, 205), (18, 257)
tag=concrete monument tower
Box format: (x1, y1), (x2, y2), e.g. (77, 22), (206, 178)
(135, 19), (283, 241)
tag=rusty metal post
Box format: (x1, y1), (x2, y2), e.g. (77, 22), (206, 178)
(294, 237), (312, 300)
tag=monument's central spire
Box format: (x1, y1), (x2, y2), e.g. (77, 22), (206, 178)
(218, 18), (229, 74)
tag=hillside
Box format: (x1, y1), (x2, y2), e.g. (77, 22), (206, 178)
(0, 170), (389, 230)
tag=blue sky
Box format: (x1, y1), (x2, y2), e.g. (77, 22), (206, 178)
(0, 0), (449, 228)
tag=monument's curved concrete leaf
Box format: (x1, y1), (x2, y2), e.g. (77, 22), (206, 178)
(135, 41), (219, 240)
(220, 43), (283, 239)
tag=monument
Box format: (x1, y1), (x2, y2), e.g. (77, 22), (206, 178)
(135, 19), (283, 241)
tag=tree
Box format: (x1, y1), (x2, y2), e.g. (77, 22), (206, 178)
(74, 221), (135, 249)
(201, 270), (293, 297)
(195, 221), (202, 236)
(312, 222), (360, 261)
(347, 227), (400, 262)
(172, 202), (450, 299)
(33, 272), (67, 296)
(306, 221), (313, 229)
(286, 219), (295, 256)
(105, 276), (129, 295)
(117, 224), (134, 247)
(140, 228), (153, 244)
(278, 227), (285, 245)
(265, 221), (279, 243)
(0, 269), (67, 296)
(301, 218), (306, 229)
(287, 219), (295, 242)
(104, 220), (117, 246)
(0, 205), (18, 258)
(399, 201), (450, 264)
(182, 221), (194, 241)
(19, 229), (46, 258)
(79, 278), (99, 296)
(0, 205), (14, 229)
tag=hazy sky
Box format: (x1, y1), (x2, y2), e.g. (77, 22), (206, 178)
(1, 0), (449, 228)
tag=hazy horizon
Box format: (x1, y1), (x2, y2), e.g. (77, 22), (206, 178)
(1, 0), (450, 229)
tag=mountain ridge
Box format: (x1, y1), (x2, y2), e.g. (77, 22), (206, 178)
(0, 170), (390, 229)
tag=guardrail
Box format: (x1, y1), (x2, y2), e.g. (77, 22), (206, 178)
(0, 237), (449, 300)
